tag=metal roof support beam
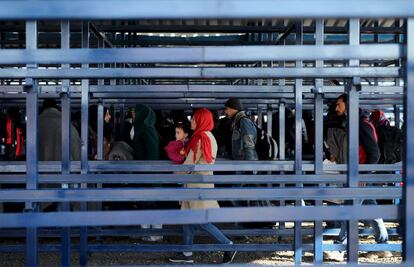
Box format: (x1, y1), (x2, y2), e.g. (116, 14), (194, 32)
(0, 45), (401, 64)
(0, 67), (400, 79)
(0, 0), (413, 19)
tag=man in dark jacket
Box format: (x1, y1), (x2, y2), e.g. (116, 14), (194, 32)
(224, 98), (257, 161)
(324, 94), (391, 261)
(335, 94), (381, 164)
(224, 98), (259, 211)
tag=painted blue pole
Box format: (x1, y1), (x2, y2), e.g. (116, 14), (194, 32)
(403, 18), (414, 262)
(24, 19), (39, 267)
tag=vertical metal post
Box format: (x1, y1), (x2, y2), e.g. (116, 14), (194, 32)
(394, 105), (401, 128)
(97, 102), (104, 160)
(267, 60), (273, 86)
(278, 101), (286, 232)
(279, 38), (286, 87)
(277, 35), (286, 219)
(373, 21), (379, 87)
(257, 107), (263, 129)
(25, 20), (39, 267)
(98, 38), (104, 86)
(266, 107), (273, 190)
(279, 102), (285, 161)
(110, 28), (117, 87)
(394, 19), (402, 155)
(346, 18), (361, 263)
(403, 18), (414, 263)
(395, 19), (403, 103)
(266, 108), (272, 137)
(60, 20), (71, 267)
(313, 18), (324, 264)
(80, 20), (90, 267)
(294, 20), (303, 265)
(96, 101), (104, 213)
(294, 21), (303, 174)
(257, 61), (263, 86)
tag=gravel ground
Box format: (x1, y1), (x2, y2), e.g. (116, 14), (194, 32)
(0, 236), (402, 267)
(0, 223), (402, 266)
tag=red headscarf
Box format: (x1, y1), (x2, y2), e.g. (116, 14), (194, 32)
(370, 109), (389, 127)
(185, 108), (214, 163)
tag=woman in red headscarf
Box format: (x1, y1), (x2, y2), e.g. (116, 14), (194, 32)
(169, 108), (237, 264)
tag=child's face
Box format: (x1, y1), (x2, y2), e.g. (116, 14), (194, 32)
(175, 128), (188, 141)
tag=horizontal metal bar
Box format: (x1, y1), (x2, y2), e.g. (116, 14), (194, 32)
(0, 24), (405, 34)
(0, 188), (402, 202)
(0, 243), (313, 253)
(0, 67), (400, 79)
(0, 85), (404, 94)
(0, 34), (373, 47)
(0, 206), (399, 228)
(0, 92), (404, 102)
(90, 92), (403, 100)
(0, 0), (413, 19)
(0, 243), (402, 253)
(26, 98), (401, 105)
(0, 101), (402, 111)
(0, 173), (401, 184)
(0, 227), (400, 241)
(0, 161), (402, 172)
(0, 97), (402, 107)
(324, 243), (402, 252)
(0, 227), (401, 238)
(95, 93), (401, 100)
(0, 45), (401, 64)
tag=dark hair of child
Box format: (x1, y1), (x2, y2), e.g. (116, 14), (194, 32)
(175, 121), (192, 136)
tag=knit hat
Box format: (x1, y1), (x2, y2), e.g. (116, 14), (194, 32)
(224, 98), (243, 111)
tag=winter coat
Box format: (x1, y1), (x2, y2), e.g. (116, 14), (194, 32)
(165, 140), (186, 164)
(181, 131), (220, 210)
(132, 104), (160, 160)
(326, 114), (380, 164)
(39, 108), (81, 161)
(231, 111), (258, 160)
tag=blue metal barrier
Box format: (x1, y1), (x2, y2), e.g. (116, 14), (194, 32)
(0, 1), (412, 266)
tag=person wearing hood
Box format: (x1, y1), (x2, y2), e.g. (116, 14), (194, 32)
(369, 109), (402, 164)
(168, 108), (237, 264)
(370, 110), (390, 128)
(39, 99), (81, 161)
(132, 104), (160, 160)
(131, 104), (162, 241)
(38, 99), (81, 212)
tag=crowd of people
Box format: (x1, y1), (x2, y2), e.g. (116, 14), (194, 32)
(0, 95), (403, 263)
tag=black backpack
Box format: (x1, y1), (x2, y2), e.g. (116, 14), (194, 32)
(237, 116), (278, 160)
(376, 125), (403, 164)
